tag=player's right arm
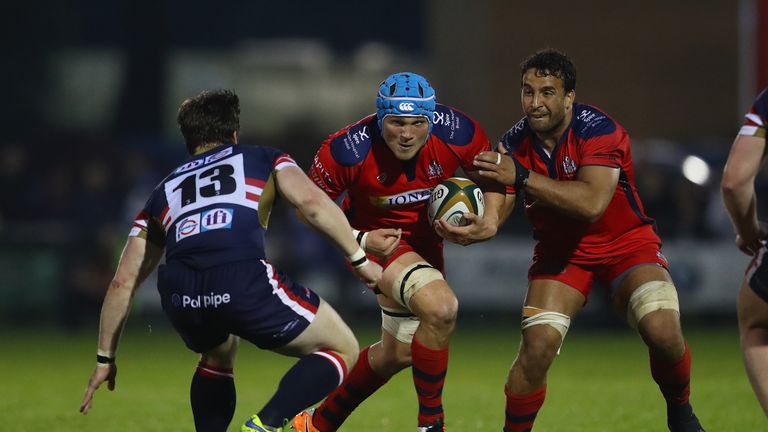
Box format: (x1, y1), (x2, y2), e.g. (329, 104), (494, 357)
(497, 143), (518, 225)
(722, 133), (767, 255)
(477, 126), (621, 223)
(80, 235), (163, 414)
(276, 164), (382, 287)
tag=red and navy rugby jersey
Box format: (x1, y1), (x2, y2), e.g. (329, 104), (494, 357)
(500, 103), (659, 261)
(739, 87), (768, 138)
(130, 144), (297, 269)
(309, 103), (491, 243)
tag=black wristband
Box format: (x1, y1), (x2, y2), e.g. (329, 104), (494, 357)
(511, 156), (530, 190)
(350, 256), (368, 268)
(355, 230), (366, 245)
(96, 354), (115, 364)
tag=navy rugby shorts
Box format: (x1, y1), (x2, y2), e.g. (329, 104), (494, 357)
(158, 259), (320, 353)
(746, 244), (768, 303)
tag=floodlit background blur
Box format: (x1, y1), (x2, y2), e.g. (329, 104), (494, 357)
(2, 0), (768, 331)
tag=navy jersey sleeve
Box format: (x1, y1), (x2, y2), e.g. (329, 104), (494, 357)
(308, 118), (372, 200)
(572, 105), (624, 168)
(431, 104), (491, 172)
(499, 117), (529, 154)
(129, 185), (168, 247)
(740, 87), (768, 138)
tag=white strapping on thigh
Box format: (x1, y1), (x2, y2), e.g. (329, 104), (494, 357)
(380, 306), (420, 344)
(390, 261), (444, 308)
(626, 280), (679, 329)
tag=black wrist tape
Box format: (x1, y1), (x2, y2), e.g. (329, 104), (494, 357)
(96, 354), (115, 364)
(512, 156), (530, 190)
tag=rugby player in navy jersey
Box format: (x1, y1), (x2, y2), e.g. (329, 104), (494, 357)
(465, 49), (705, 431)
(722, 86), (768, 416)
(79, 89), (382, 432)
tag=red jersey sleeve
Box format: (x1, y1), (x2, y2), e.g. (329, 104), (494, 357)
(578, 129), (626, 169)
(308, 137), (358, 201)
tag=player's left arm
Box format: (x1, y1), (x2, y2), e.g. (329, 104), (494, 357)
(80, 236), (163, 414)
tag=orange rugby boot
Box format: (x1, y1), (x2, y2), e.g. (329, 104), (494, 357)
(291, 409), (320, 432)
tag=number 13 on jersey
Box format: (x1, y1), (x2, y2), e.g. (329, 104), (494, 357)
(163, 154), (254, 227)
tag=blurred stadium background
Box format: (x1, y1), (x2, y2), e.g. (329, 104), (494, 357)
(3, 0), (768, 429)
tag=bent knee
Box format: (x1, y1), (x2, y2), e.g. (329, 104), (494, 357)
(519, 326), (562, 367)
(638, 310), (685, 355)
(411, 284), (458, 324)
(337, 337), (360, 370)
(422, 299), (458, 327)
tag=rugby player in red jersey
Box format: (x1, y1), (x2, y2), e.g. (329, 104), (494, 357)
(467, 49), (705, 431)
(722, 86), (768, 416)
(292, 72), (504, 432)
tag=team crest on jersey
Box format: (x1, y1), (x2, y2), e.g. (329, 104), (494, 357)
(562, 156), (577, 176)
(176, 213), (201, 241)
(370, 188), (432, 208)
(427, 160), (444, 179)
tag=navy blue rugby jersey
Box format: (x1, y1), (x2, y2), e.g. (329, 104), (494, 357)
(129, 144), (298, 269)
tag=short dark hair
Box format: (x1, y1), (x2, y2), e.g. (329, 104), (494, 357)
(521, 49), (576, 93)
(177, 89), (241, 154)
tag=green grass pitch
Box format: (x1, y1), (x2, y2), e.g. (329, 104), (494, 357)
(3, 323), (763, 431)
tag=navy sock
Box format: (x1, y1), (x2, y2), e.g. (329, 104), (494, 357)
(190, 362), (236, 432)
(258, 351), (346, 427)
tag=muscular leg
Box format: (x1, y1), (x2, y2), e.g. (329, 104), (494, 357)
(504, 279), (584, 432)
(255, 300), (358, 429)
(613, 265), (685, 359)
(737, 279), (768, 416)
(313, 329), (411, 432)
(408, 277), (457, 427)
(312, 251), (454, 430)
(192, 334), (239, 432)
(612, 265), (702, 431)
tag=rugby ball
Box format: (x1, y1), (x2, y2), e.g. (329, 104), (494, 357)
(427, 177), (485, 226)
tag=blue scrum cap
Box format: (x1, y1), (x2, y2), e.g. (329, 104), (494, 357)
(376, 72), (436, 131)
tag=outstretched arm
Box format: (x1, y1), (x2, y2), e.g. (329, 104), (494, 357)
(80, 236), (163, 414)
(722, 134), (767, 255)
(277, 165), (382, 286)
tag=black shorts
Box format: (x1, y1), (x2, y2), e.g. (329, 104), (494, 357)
(158, 259), (320, 353)
(747, 246), (768, 303)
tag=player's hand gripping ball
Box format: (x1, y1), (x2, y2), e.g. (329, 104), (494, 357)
(427, 177), (485, 226)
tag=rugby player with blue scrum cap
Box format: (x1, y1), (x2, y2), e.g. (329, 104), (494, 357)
(292, 72), (504, 431)
(79, 89), (382, 432)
